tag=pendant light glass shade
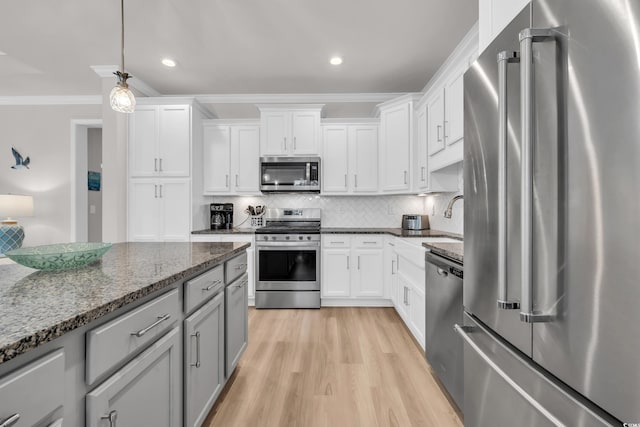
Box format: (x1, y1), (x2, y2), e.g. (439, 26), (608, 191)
(110, 72), (136, 113)
(111, 0), (135, 113)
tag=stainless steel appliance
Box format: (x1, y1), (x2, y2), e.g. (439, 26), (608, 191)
(210, 203), (233, 230)
(402, 214), (430, 230)
(425, 251), (463, 412)
(260, 157), (320, 193)
(462, 1), (637, 425)
(255, 208), (321, 308)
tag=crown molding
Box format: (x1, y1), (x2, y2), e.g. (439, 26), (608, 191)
(193, 93), (406, 104)
(0, 95), (102, 106)
(90, 65), (161, 97)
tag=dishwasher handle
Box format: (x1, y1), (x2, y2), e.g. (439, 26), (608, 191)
(425, 252), (463, 279)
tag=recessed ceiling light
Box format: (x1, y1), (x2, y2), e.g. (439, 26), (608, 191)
(161, 58), (177, 67)
(329, 56), (343, 66)
(0, 51), (7, 56)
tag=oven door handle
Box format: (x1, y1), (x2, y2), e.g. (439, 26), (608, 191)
(256, 242), (320, 249)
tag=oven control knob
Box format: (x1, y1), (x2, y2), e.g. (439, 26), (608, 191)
(271, 236), (277, 240)
(307, 236), (312, 240)
(299, 236), (303, 240)
(263, 236), (268, 241)
(286, 236), (290, 240)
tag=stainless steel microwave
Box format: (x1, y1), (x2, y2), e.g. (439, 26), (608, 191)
(260, 156), (320, 193)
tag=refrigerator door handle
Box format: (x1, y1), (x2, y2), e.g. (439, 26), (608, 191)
(497, 51), (521, 310)
(454, 324), (564, 426)
(519, 28), (556, 323)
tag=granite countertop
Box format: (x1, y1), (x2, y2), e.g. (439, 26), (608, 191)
(423, 242), (464, 264)
(193, 227), (463, 240)
(0, 241), (249, 365)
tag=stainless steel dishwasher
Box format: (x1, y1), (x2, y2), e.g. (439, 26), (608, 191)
(425, 251), (463, 412)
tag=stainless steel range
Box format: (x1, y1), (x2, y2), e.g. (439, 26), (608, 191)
(254, 208), (321, 309)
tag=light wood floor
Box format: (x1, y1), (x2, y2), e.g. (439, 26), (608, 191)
(204, 307), (462, 427)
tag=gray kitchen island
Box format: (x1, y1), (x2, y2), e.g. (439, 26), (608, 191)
(0, 241), (249, 427)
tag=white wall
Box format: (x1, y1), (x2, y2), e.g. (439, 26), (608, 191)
(0, 104), (101, 246)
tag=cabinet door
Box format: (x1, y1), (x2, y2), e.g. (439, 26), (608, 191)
(291, 111), (319, 155)
(86, 327), (181, 427)
(385, 242), (398, 305)
(415, 105), (429, 190)
(129, 106), (158, 177)
(158, 106), (191, 177)
(260, 112), (288, 155)
(232, 126), (260, 193)
(351, 125), (378, 193)
(444, 68), (465, 146)
(159, 179), (190, 241)
(353, 250), (384, 297)
(409, 283), (426, 349)
(184, 293), (225, 427)
(322, 126), (349, 193)
(380, 104), (411, 191)
(321, 249), (351, 297)
(226, 274), (248, 377)
(428, 90), (445, 156)
(128, 180), (160, 241)
(203, 125), (231, 193)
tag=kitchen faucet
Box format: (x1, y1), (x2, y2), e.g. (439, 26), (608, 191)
(444, 195), (463, 219)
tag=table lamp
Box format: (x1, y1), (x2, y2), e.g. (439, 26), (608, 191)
(0, 194), (34, 255)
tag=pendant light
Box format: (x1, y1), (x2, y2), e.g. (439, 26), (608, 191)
(110, 0), (136, 113)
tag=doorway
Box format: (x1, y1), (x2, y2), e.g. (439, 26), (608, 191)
(71, 119), (103, 242)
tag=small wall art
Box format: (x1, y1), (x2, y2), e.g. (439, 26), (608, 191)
(11, 147), (30, 170)
(88, 171), (101, 191)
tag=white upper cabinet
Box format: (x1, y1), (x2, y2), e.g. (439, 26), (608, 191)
(202, 121), (260, 195)
(414, 104), (429, 191)
(322, 122), (378, 195)
(427, 90), (445, 157)
(258, 106), (323, 156)
(129, 105), (191, 177)
(379, 96), (419, 193)
(444, 66), (465, 146)
(479, 0), (530, 54)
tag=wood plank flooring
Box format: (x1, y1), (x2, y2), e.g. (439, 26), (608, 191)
(204, 307), (462, 427)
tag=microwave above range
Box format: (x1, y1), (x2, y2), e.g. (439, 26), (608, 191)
(260, 156), (320, 193)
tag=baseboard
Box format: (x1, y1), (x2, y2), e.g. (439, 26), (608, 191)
(320, 298), (394, 307)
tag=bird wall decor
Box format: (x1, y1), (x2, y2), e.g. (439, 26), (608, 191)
(11, 147), (30, 170)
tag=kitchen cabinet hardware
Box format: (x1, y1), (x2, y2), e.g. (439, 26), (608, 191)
(437, 267), (449, 277)
(443, 120), (449, 140)
(358, 256), (361, 270)
(158, 184), (163, 198)
(283, 137), (287, 150)
(154, 158), (158, 172)
(225, 174), (229, 187)
(0, 414), (20, 427)
(159, 158), (163, 172)
(235, 174), (239, 187)
(101, 411), (118, 427)
(130, 314), (171, 338)
(154, 185), (158, 198)
(344, 174), (347, 187)
(404, 170), (408, 184)
(355, 174), (358, 188)
(392, 259), (396, 274)
(363, 241), (377, 244)
(347, 256), (350, 269)
(293, 136), (297, 150)
(202, 280), (222, 291)
(421, 166), (426, 181)
(437, 124), (443, 142)
(190, 331), (201, 368)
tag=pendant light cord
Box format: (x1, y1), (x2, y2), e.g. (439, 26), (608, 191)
(120, 0), (125, 72)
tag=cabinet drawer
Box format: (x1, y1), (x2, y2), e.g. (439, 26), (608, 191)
(185, 265), (224, 314)
(352, 235), (383, 249)
(86, 289), (179, 385)
(0, 349), (64, 427)
(322, 235), (351, 248)
(225, 252), (247, 284)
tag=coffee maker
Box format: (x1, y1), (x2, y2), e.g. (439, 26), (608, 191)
(210, 203), (234, 229)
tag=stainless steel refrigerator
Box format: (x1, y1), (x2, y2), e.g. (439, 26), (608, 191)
(462, 0), (639, 425)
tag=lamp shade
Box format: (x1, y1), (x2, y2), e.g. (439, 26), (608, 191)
(0, 194), (34, 219)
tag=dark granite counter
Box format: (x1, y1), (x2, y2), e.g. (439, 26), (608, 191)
(192, 228), (255, 235)
(0, 241), (249, 364)
(193, 227), (463, 240)
(423, 242), (464, 264)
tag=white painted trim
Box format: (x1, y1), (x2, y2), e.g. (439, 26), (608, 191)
(90, 65), (161, 97)
(320, 299), (394, 307)
(196, 93), (405, 104)
(255, 104), (326, 111)
(202, 119), (260, 126)
(70, 119), (103, 243)
(321, 118), (380, 125)
(0, 96), (102, 106)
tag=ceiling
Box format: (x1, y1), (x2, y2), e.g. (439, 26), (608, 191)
(0, 0), (477, 98)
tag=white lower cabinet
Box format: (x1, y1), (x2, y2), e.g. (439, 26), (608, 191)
(0, 349), (65, 427)
(86, 327), (181, 427)
(184, 292), (225, 427)
(321, 235), (386, 304)
(384, 238), (399, 305)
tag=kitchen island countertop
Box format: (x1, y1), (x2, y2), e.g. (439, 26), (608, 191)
(0, 241), (249, 365)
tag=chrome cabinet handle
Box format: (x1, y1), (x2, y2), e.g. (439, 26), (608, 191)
(154, 158), (158, 172)
(283, 137), (287, 150)
(454, 324), (563, 426)
(131, 314), (171, 337)
(406, 287), (410, 306)
(391, 259), (396, 275)
(403, 171), (408, 185)
(437, 267), (449, 277)
(436, 124), (442, 142)
(344, 174), (347, 187)
(225, 174), (229, 187)
(421, 166), (425, 181)
(191, 331), (201, 368)
(202, 280), (222, 291)
(443, 120), (448, 140)
(520, 28), (556, 323)
(159, 158), (163, 172)
(497, 50), (521, 311)
(159, 184), (162, 198)
(0, 414), (20, 427)
(101, 410), (118, 427)
(154, 185), (158, 198)
(293, 136), (297, 150)
(354, 174), (358, 188)
(332, 241), (345, 244)
(346, 256), (350, 269)
(236, 174), (239, 187)
(357, 256), (361, 270)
